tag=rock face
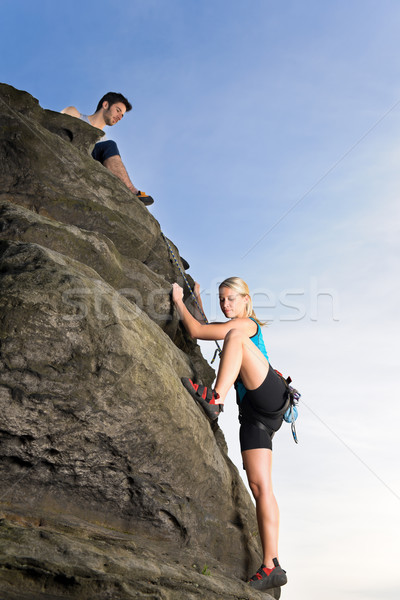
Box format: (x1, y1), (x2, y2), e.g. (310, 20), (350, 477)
(0, 84), (280, 600)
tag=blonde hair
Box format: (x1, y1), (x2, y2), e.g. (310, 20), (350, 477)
(219, 276), (266, 326)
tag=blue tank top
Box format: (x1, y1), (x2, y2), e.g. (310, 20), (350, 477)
(235, 318), (269, 403)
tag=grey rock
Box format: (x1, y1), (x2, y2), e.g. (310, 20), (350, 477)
(0, 84), (283, 600)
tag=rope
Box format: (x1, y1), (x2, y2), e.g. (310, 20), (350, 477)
(162, 233), (222, 363)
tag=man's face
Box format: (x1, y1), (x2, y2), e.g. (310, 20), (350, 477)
(102, 101), (127, 126)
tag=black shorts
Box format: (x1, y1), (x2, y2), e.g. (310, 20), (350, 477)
(240, 421), (276, 452)
(239, 367), (287, 453)
(92, 140), (120, 163)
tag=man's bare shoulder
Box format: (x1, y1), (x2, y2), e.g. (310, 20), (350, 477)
(61, 106), (81, 118)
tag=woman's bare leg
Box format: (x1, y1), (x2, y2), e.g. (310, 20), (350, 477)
(214, 328), (269, 401)
(242, 448), (279, 567)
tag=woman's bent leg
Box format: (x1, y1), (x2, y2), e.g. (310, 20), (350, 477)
(215, 329), (269, 401)
(242, 448), (279, 567)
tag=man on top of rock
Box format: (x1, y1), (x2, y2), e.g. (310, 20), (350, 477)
(61, 92), (154, 206)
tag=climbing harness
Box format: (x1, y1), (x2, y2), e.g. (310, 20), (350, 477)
(238, 370), (301, 444)
(162, 233), (222, 363)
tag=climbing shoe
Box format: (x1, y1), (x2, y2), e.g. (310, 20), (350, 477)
(248, 558), (287, 590)
(136, 191), (154, 206)
(181, 378), (223, 421)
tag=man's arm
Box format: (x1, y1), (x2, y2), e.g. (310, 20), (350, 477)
(103, 155), (138, 194)
(61, 106), (81, 118)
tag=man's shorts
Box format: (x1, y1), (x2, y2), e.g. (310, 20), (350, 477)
(92, 140), (120, 163)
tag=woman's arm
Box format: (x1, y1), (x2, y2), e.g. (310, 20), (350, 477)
(172, 283), (250, 341)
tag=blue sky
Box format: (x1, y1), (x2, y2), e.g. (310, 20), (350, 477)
(2, 1), (400, 598)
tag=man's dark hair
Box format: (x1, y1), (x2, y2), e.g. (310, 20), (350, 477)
(96, 92), (132, 112)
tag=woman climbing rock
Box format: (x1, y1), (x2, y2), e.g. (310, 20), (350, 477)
(172, 276), (288, 591)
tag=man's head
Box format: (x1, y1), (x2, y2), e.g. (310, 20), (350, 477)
(96, 92), (132, 126)
(96, 92), (132, 113)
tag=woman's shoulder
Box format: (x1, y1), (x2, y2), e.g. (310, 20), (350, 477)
(249, 317), (260, 336)
(235, 317), (258, 335)
(234, 316), (254, 324)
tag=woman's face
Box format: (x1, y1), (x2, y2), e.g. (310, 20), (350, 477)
(219, 286), (249, 319)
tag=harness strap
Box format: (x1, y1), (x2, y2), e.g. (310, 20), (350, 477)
(240, 394), (291, 421)
(240, 417), (276, 440)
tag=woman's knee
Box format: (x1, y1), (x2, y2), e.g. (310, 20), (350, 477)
(248, 480), (262, 500)
(225, 328), (246, 343)
(247, 476), (273, 501)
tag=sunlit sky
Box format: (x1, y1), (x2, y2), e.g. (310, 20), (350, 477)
(2, 1), (400, 598)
